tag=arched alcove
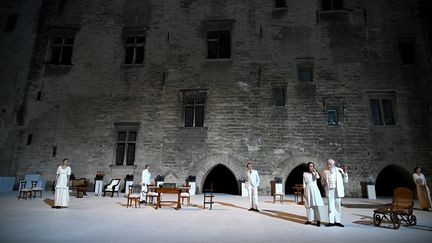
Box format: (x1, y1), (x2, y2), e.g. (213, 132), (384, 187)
(285, 163), (306, 194)
(375, 164), (415, 197)
(203, 164), (239, 195)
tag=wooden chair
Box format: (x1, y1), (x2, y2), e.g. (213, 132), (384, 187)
(203, 183), (214, 210)
(180, 185), (191, 206)
(294, 184), (304, 203)
(273, 182), (284, 204)
(30, 180), (43, 198)
(145, 185), (158, 205)
(103, 178), (121, 197)
(373, 187), (417, 229)
(126, 185), (141, 208)
(70, 178), (88, 198)
(18, 180), (32, 199)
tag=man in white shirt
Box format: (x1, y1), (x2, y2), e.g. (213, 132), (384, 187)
(140, 164), (151, 203)
(246, 162), (260, 212)
(322, 159), (348, 227)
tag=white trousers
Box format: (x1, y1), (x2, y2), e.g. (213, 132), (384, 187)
(327, 189), (342, 223)
(140, 184), (148, 201)
(248, 186), (259, 209)
(94, 180), (103, 195)
(306, 206), (324, 222)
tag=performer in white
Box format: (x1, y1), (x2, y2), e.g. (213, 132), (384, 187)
(303, 162), (324, 227)
(322, 159), (348, 227)
(53, 158), (71, 209)
(140, 164), (151, 202)
(246, 161), (260, 212)
(413, 166), (431, 211)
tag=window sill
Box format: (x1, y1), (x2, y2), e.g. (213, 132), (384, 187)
(109, 165), (137, 169)
(204, 58), (233, 63)
(121, 63), (145, 68)
(180, 126), (208, 130)
(273, 7), (288, 12)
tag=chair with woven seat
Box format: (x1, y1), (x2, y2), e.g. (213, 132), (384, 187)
(145, 185), (158, 205)
(126, 185), (141, 208)
(103, 178), (121, 197)
(180, 185), (191, 206)
(31, 180), (43, 198)
(18, 180), (32, 199)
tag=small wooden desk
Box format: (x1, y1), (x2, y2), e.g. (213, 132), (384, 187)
(154, 187), (182, 210)
(292, 186), (304, 205)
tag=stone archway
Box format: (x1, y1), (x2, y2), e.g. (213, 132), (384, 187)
(285, 163), (306, 194)
(203, 164), (239, 195)
(375, 164), (415, 197)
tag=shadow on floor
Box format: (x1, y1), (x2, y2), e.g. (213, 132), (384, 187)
(216, 201), (307, 224)
(43, 198), (54, 207)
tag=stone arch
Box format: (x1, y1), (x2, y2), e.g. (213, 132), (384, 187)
(375, 164), (415, 197)
(188, 153), (245, 194)
(203, 164), (239, 194)
(277, 155), (323, 195)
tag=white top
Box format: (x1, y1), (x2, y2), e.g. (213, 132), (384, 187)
(247, 169), (260, 188)
(413, 173), (426, 186)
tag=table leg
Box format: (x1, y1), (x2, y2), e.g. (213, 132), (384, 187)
(177, 192), (181, 210)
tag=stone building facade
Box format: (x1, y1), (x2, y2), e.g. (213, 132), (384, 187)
(1, 0), (431, 197)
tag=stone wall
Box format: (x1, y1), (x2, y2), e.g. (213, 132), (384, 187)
(1, 0), (431, 196)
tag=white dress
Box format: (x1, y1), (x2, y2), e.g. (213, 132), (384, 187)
(303, 172), (324, 208)
(54, 166), (71, 207)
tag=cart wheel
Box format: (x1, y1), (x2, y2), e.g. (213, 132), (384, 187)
(409, 215), (417, 226)
(373, 213), (382, 226)
(391, 214), (401, 229)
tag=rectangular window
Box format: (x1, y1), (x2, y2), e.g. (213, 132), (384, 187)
(184, 97), (205, 127)
(274, 88), (286, 107)
(4, 14), (18, 31)
(124, 36), (145, 64)
(369, 98), (395, 125)
(275, 0), (287, 8)
(322, 0), (344, 10)
(327, 108), (338, 125)
(297, 65), (313, 82)
(207, 30), (231, 59)
(50, 37), (74, 65)
(398, 40), (415, 65)
(114, 123), (139, 165)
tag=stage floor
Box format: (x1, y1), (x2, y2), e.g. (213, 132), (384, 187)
(0, 192), (431, 243)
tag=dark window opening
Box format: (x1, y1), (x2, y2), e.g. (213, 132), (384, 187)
(4, 14), (18, 31)
(184, 97), (205, 127)
(115, 130), (137, 165)
(275, 0), (287, 8)
(26, 134), (33, 145)
(50, 37), (74, 65)
(124, 36), (145, 64)
(297, 65), (313, 82)
(322, 0), (344, 10)
(327, 108), (338, 125)
(399, 41), (415, 65)
(36, 91), (42, 101)
(207, 30), (231, 59)
(274, 88), (286, 107)
(370, 98), (395, 125)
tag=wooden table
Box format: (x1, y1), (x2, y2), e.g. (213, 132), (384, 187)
(154, 187), (182, 210)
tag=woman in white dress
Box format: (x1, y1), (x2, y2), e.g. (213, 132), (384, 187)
(53, 158), (71, 209)
(303, 162), (324, 226)
(413, 167), (431, 211)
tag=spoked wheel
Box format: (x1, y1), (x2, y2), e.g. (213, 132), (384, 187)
(391, 214), (401, 229)
(373, 213), (382, 226)
(408, 215), (417, 226)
